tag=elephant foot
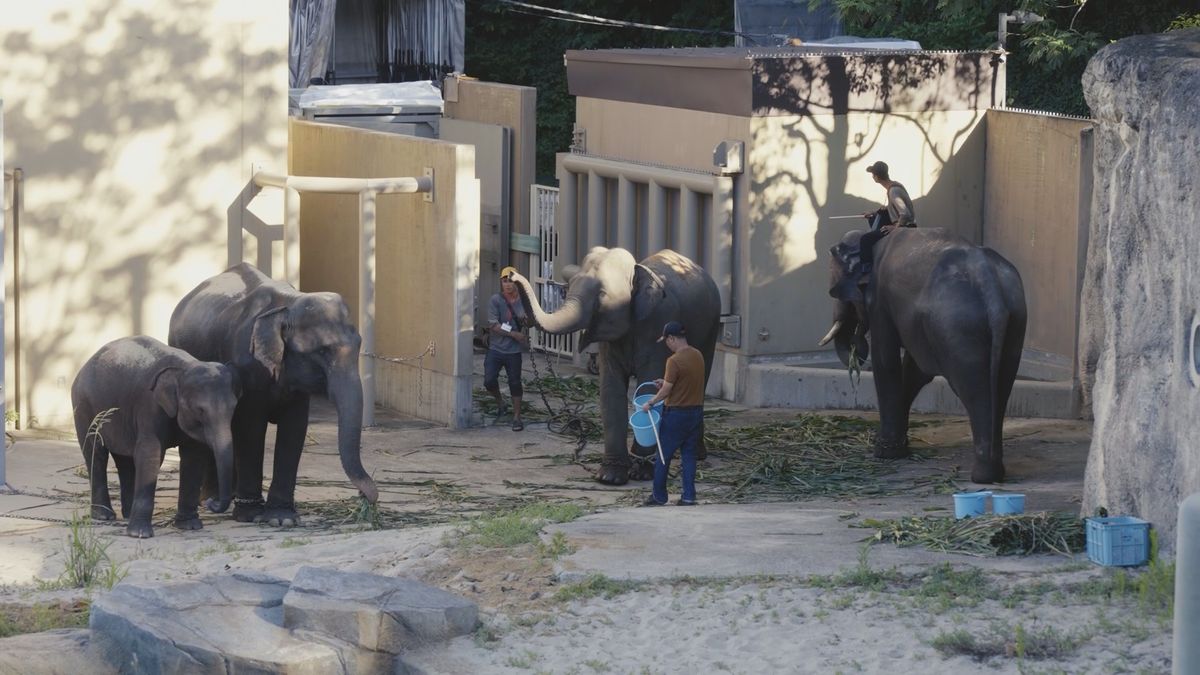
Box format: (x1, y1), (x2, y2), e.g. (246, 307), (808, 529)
(253, 499), (297, 526)
(595, 464), (630, 486)
(127, 520), (156, 538)
(873, 435), (911, 459)
(173, 512), (203, 532)
(233, 497), (266, 523)
(255, 504), (300, 528)
(971, 462), (1005, 485)
(90, 504), (116, 521)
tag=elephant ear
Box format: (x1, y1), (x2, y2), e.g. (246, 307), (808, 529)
(150, 367), (183, 418)
(828, 242), (866, 306)
(632, 264), (666, 322)
(250, 307), (288, 380)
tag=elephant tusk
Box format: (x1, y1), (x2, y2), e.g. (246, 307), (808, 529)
(817, 321), (842, 346)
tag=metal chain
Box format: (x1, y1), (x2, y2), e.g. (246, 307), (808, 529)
(526, 346), (597, 462)
(363, 341), (436, 406)
(0, 487), (127, 527)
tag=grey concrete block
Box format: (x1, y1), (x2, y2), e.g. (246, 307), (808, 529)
(282, 566), (478, 654)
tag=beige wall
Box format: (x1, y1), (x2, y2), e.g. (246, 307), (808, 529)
(576, 98), (752, 173)
(984, 109), (1092, 369)
(1, 1), (287, 428)
(288, 120), (479, 428)
(749, 110), (987, 357)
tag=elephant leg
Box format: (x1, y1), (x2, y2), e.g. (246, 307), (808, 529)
(126, 441), (164, 538)
(82, 441), (115, 521)
(232, 402), (270, 523)
(112, 454), (135, 519)
(984, 317), (1026, 483)
(900, 352), (934, 417)
(261, 396), (309, 527)
(869, 323), (911, 459)
(595, 343), (633, 486)
(174, 440), (206, 531)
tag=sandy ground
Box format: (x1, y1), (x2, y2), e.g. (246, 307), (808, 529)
(0, 358), (1175, 674)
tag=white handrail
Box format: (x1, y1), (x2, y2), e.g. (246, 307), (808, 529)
(249, 168), (434, 427)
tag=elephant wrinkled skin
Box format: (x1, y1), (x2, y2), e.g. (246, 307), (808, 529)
(71, 336), (241, 538)
(511, 248), (721, 485)
(169, 263), (378, 527)
(824, 228), (1027, 484)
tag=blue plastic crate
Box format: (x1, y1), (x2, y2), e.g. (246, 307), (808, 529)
(1086, 516), (1150, 567)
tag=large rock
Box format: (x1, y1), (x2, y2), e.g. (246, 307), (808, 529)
(1079, 28), (1200, 551)
(88, 568), (477, 674)
(283, 566), (478, 653)
(0, 629), (109, 675)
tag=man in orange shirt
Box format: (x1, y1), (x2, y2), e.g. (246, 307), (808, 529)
(639, 321), (706, 506)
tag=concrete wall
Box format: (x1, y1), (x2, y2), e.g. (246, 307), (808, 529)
(748, 110), (987, 357)
(0, 1), (287, 429)
(1079, 30), (1200, 550)
(288, 120), (479, 428)
(984, 109), (1092, 377)
(443, 78), (536, 326)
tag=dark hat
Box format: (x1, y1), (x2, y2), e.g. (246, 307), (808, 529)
(866, 161), (889, 177)
(657, 321), (686, 342)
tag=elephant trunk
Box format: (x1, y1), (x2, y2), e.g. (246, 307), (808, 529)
(510, 272), (592, 335)
(328, 368), (379, 503)
(205, 432), (235, 514)
(829, 301), (869, 368)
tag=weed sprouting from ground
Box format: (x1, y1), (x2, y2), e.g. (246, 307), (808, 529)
(931, 621), (1086, 662)
(553, 574), (641, 603)
(0, 600), (90, 638)
(56, 511), (126, 591)
(457, 503), (585, 550)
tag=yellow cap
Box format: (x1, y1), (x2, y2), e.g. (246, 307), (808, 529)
(500, 266), (518, 280)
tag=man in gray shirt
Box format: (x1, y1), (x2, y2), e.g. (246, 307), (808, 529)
(857, 160), (916, 270)
(485, 266), (528, 431)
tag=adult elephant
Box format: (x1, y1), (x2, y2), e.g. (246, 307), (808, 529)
(509, 248), (721, 485)
(168, 263), (378, 526)
(821, 228), (1026, 484)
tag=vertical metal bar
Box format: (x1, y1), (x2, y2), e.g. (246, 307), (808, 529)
(0, 101), (6, 487)
(284, 186), (301, 288)
(556, 167), (577, 278)
(647, 181), (666, 254)
(678, 186), (698, 262)
(587, 170), (605, 251)
(358, 190), (376, 428)
(617, 176), (636, 253)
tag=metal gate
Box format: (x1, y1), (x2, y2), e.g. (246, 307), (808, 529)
(527, 184), (577, 358)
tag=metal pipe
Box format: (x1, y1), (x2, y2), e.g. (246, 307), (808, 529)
(253, 171), (431, 195)
(358, 190), (377, 428)
(1176, 493), (1200, 674)
(284, 186), (301, 288)
(678, 187), (698, 262)
(617, 176), (636, 253)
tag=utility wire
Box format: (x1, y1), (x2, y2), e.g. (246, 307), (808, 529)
(486, 0), (777, 44)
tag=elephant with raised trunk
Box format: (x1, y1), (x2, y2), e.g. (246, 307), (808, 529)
(510, 248), (721, 485)
(71, 336), (241, 538)
(822, 228), (1026, 484)
(169, 263), (378, 526)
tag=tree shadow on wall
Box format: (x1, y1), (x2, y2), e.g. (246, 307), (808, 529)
(2, 1), (281, 424)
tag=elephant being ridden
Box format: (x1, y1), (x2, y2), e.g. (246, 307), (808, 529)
(821, 228), (1027, 484)
(71, 336), (241, 538)
(168, 263), (378, 527)
(510, 248), (721, 485)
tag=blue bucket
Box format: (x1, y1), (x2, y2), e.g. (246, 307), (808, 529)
(629, 408), (661, 447)
(992, 493), (1025, 515)
(631, 382), (663, 414)
(953, 491), (991, 519)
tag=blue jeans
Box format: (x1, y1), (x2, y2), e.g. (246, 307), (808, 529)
(652, 406), (703, 503)
(484, 349), (523, 396)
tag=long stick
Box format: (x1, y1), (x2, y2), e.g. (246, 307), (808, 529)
(828, 215), (866, 219)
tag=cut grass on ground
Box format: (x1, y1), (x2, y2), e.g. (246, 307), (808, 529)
(0, 600), (90, 638)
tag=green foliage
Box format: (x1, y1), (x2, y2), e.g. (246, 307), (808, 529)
(458, 502), (585, 549)
(57, 511), (126, 591)
(0, 600), (90, 638)
(465, 1), (734, 182)
(553, 573), (640, 602)
(831, 0), (1200, 116)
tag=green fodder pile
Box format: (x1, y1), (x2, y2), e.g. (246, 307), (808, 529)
(702, 412), (939, 502)
(861, 512), (1086, 557)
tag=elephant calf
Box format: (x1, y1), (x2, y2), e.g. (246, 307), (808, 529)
(71, 336), (241, 538)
